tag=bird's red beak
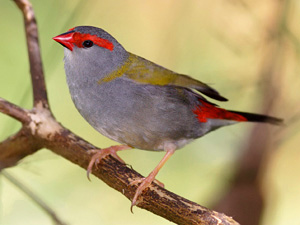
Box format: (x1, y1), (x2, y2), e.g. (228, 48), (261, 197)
(53, 30), (75, 51)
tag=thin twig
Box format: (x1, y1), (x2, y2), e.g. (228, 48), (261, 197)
(2, 171), (67, 225)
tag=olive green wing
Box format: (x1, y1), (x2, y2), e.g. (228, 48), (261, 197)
(98, 53), (227, 101)
(126, 53), (228, 101)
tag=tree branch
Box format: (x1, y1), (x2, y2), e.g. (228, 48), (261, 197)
(15, 0), (49, 109)
(0, 127), (38, 169)
(0, 0), (240, 224)
(0, 98), (31, 124)
(1, 106), (239, 224)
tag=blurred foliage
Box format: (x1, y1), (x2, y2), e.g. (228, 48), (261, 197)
(0, 0), (299, 225)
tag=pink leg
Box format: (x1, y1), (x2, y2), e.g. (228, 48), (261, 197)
(130, 146), (176, 211)
(87, 145), (131, 180)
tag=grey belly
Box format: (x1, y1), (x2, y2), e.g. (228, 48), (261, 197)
(70, 78), (210, 150)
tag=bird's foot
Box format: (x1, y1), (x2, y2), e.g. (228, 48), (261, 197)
(130, 177), (164, 188)
(129, 148), (175, 212)
(129, 172), (163, 212)
(87, 145), (130, 180)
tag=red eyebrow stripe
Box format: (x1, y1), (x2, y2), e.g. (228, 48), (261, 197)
(73, 32), (114, 51)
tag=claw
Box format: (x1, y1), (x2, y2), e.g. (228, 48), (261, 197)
(87, 170), (92, 181)
(86, 145), (131, 180)
(130, 203), (135, 213)
(130, 176), (152, 210)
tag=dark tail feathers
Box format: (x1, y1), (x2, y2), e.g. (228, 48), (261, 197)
(228, 110), (283, 125)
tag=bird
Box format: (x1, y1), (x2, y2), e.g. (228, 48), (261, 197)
(53, 26), (282, 209)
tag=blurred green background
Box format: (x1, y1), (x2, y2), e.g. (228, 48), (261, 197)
(0, 0), (299, 224)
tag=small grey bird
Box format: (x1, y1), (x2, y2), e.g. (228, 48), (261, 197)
(53, 26), (282, 209)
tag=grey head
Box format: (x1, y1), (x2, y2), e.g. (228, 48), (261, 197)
(52, 26), (130, 132)
(53, 25), (129, 83)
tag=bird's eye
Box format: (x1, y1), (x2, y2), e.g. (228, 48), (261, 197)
(82, 40), (94, 48)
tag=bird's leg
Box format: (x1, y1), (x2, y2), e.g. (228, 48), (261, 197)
(87, 145), (131, 180)
(130, 146), (176, 211)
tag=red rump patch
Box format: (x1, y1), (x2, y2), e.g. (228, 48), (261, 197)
(193, 100), (247, 122)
